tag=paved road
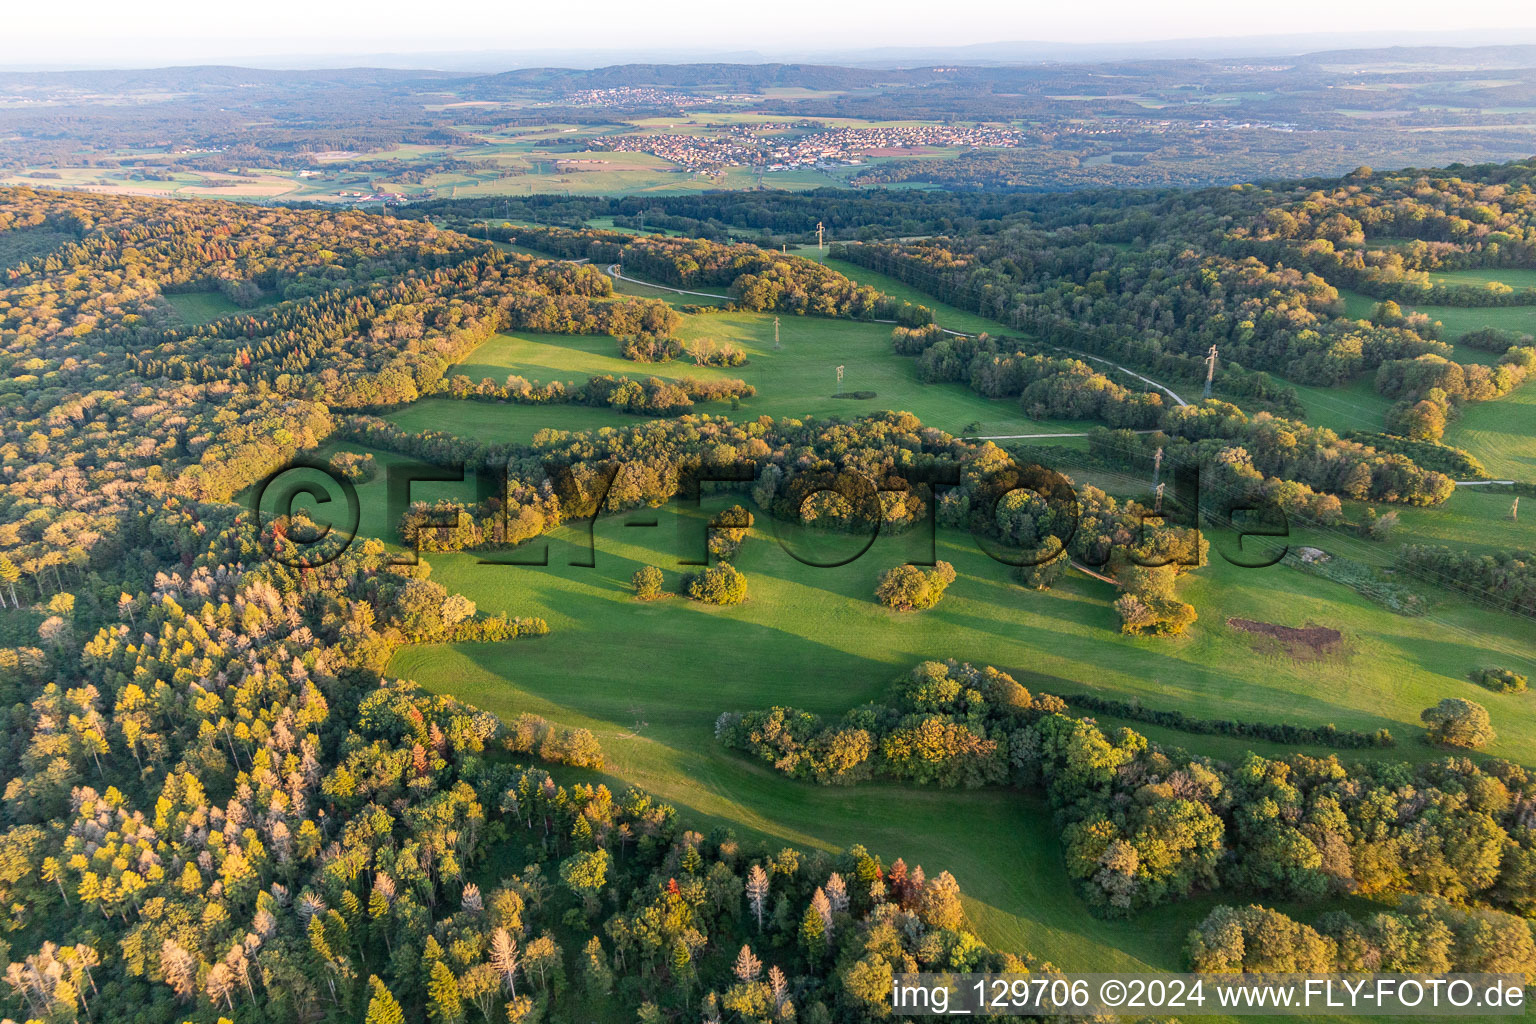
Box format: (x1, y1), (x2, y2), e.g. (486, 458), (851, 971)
(869, 317), (967, 338)
(875, 322), (1190, 407)
(1065, 351), (1190, 407)
(606, 264), (729, 299)
(968, 430), (1160, 440)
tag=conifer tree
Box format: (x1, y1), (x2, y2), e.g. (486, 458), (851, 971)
(798, 903), (826, 962)
(579, 935), (613, 998)
(427, 960), (464, 1024)
(732, 944), (762, 983)
(365, 976), (406, 1024)
(745, 864), (770, 932)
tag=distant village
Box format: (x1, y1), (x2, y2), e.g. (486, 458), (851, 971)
(602, 132), (762, 169)
(593, 114), (1306, 173)
(771, 124), (1032, 166)
(599, 122), (1039, 171)
(563, 87), (755, 108)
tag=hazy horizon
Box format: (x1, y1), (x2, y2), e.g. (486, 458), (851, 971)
(7, 2), (1536, 71)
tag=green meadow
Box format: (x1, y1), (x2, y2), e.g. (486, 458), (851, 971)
(384, 401), (635, 448)
(792, 245), (1017, 337)
(164, 289), (246, 325)
(1247, 283), (1536, 471)
(391, 312), (1101, 440)
(1443, 380), (1536, 480)
(372, 496), (1535, 976)
(1384, 486), (1531, 555)
(329, 253), (1536, 992)
(1428, 266), (1536, 291)
(1285, 376), (1394, 434)
(1413, 302), (1536, 343)
(1338, 284), (1536, 344)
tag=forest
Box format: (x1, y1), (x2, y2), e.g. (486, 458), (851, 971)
(0, 186), (1043, 1023)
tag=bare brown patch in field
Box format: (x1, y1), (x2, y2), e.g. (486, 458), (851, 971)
(1227, 617), (1345, 659)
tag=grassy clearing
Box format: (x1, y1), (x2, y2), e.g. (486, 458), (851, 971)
(584, 216), (686, 237)
(398, 314), (1100, 439)
(244, 441), (480, 545)
(1443, 382), (1536, 481)
(790, 247), (1239, 404)
(792, 245), (1010, 337)
(1286, 376), (1394, 434)
(163, 290), (248, 325)
(491, 240), (560, 259)
(451, 329), (714, 384)
(1428, 267), (1536, 291)
(1415, 303), (1536, 343)
(381, 499), (1535, 978)
(1382, 487), (1532, 555)
(1337, 285), (1536, 344)
(383, 401), (637, 447)
(1337, 288), (1379, 320)
(609, 275), (728, 304)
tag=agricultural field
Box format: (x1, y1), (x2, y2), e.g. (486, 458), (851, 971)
(0, 165), (317, 199)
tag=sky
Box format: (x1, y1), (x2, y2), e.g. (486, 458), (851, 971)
(5, 0), (1536, 68)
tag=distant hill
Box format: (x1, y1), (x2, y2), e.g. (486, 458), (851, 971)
(1293, 44), (1536, 67)
(0, 65), (461, 92)
(462, 63), (923, 95)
